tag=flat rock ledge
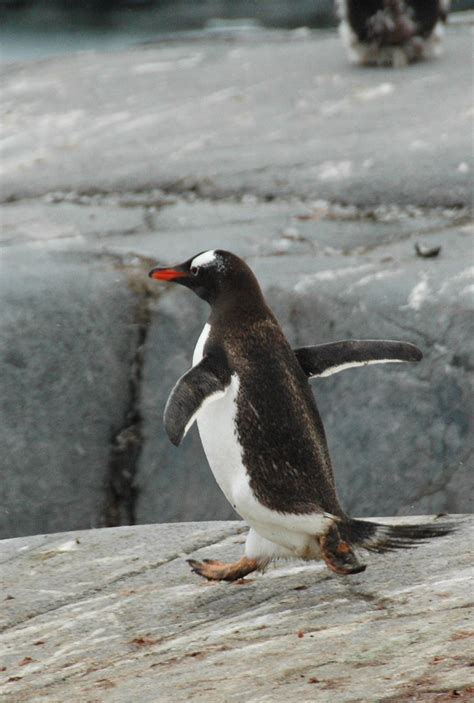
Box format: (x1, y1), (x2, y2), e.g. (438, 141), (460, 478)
(1, 515), (472, 702)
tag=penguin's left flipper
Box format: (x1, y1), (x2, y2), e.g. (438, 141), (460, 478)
(294, 340), (422, 379)
(164, 353), (231, 446)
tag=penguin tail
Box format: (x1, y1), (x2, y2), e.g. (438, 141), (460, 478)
(338, 517), (456, 554)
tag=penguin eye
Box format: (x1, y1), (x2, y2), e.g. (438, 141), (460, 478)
(190, 266), (199, 276)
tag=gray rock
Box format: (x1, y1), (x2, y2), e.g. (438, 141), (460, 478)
(0, 25), (472, 207)
(0, 196), (472, 536)
(0, 246), (140, 538)
(0, 516), (472, 702)
(259, 223), (474, 517)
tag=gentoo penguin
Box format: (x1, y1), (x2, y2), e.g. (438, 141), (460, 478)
(336, 0), (451, 67)
(149, 250), (453, 582)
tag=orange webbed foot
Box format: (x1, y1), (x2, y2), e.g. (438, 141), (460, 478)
(187, 556), (259, 582)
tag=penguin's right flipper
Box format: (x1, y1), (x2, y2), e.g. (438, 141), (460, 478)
(294, 340), (422, 379)
(164, 353), (231, 446)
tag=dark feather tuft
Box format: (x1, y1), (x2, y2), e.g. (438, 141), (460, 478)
(339, 518), (456, 554)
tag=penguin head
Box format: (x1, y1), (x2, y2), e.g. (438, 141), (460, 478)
(148, 250), (262, 306)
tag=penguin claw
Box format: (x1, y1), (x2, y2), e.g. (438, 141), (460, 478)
(187, 559), (205, 571)
(202, 558), (223, 565)
(319, 527), (367, 576)
(187, 558), (224, 581)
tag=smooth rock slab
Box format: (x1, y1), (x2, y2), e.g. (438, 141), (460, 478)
(1, 25), (472, 207)
(0, 516), (472, 702)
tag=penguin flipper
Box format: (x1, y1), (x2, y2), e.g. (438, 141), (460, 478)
(294, 340), (422, 379)
(164, 354), (231, 446)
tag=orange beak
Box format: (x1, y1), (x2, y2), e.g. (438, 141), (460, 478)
(148, 267), (187, 281)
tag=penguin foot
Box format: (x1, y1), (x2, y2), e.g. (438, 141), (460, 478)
(319, 525), (367, 576)
(187, 556), (259, 582)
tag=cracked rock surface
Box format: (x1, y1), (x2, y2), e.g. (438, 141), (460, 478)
(0, 247), (141, 537)
(0, 516), (472, 702)
(0, 24), (473, 537)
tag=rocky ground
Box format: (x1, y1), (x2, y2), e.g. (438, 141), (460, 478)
(0, 22), (473, 538)
(0, 515), (472, 702)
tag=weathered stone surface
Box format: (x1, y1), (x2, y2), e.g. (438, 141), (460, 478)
(0, 516), (472, 702)
(1, 25), (472, 207)
(0, 246), (141, 538)
(263, 221), (474, 518)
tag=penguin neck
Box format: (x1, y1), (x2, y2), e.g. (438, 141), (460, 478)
(208, 283), (272, 327)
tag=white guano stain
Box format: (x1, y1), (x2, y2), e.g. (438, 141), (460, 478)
(406, 276), (431, 311)
(132, 53), (203, 74)
(294, 264), (374, 293)
(55, 539), (79, 552)
(348, 269), (401, 291)
(38, 110), (85, 130)
(115, 114), (165, 133)
(460, 284), (474, 298)
(439, 266), (474, 294)
(356, 83), (394, 101)
(318, 160), (352, 181)
(410, 140), (430, 151)
(201, 86), (240, 104)
(319, 99), (349, 117)
(4, 77), (62, 94)
(84, 112), (131, 132)
(387, 573), (472, 598)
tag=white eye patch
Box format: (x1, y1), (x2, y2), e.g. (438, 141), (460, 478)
(191, 250), (217, 269)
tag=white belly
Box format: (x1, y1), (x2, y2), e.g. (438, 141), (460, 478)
(192, 324), (333, 556)
(193, 324), (245, 507)
(197, 373), (245, 508)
